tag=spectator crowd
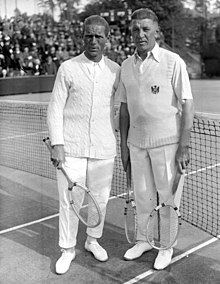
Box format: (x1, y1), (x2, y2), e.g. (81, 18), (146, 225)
(0, 15), (136, 78)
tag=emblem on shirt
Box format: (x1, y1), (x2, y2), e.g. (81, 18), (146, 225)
(151, 85), (160, 94)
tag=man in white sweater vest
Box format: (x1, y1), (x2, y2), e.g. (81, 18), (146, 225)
(118, 8), (194, 270)
(47, 15), (120, 274)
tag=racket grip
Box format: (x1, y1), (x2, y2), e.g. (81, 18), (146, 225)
(126, 160), (131, 187)
(172, 170), (185, 195)
(43, 137), (52, 154)
(43, 137), (74, 186)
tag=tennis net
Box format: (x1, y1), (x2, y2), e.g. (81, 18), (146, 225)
(0, 101), (219, 237)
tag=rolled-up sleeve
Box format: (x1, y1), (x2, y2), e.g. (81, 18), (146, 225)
(172, 57), (193, 103)
(116, 71), (127, 104)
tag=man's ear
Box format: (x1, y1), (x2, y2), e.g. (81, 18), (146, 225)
(106, 33), (110, 41)
(155, 25), (160, 39)
(104, 38), (110, 51)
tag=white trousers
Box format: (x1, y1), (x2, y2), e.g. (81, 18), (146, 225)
(57, 157), (115, 249)
(129, 143), (184, 242)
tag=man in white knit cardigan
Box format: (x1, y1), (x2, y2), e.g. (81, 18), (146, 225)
(118, 8), (194, 270)
(47, 15), (120, 274)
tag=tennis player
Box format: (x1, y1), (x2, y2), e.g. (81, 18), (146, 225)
(47, 15), (120, 274)
(118, 8), (194, 269)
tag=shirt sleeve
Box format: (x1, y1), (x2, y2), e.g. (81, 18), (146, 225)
(112, 66), (120, 100)
(115, 69), (127, 104)
(172, 56), (193, 103)
(47, 63), (69, 146)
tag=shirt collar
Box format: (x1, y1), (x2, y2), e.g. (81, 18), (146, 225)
(152, 43), (160, 62)
(82, 52), (105, 71)
(134, 42), (160, 63)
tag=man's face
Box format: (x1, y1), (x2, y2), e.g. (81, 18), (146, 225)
(83, 24), (108, 62)
(131, 18), (158, 54)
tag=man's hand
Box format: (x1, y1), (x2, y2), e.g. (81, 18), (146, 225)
(176, 99), (194, 174)
(175, 145), (190, 174)
(51, 145), (65, 169)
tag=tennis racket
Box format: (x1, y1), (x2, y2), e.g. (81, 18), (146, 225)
(124, 161), (138, 244)
(43, 137), (102, 228)
(146, 170), (185, 250)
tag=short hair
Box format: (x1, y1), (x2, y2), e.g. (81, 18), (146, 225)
(131, 8), (159, 23)
(83, 15), (110, 37)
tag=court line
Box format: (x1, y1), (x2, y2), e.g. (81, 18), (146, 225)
(186, 163), (220, 176)
(0, 131), (48, 140)
(1, 210), (219, 283)
(0, 161), (217, 236)
(0, 162), (217, 236)
(0, 195), (122, 235)
(0, 213), (59, 235)
(0, 180), (219, 283)
(123, 235), (220, 284)
(0, 99), (49, 105)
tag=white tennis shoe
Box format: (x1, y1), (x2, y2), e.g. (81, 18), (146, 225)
(124, 241), (152, 260)
(154, 248), (173, 270)
(55, 248), (75, 274)
(85, 241), (108, 262)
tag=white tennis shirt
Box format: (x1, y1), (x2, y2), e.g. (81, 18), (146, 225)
(118, 43), (193, 148)
(47, 53), (120, 159)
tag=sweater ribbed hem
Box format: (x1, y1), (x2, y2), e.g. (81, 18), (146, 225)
(128, 135), (179, 149)
(64, 142), (117, 159)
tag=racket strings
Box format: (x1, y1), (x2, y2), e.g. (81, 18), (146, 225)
(124, 189), (137, 244)
(69, 185), (101, 227)
(124, 164), (137, 244)
(69, 185), (85, 211)
(147, 206), (179, 249)
(125, 203), (137, 244)
(87, 195), (102, 227)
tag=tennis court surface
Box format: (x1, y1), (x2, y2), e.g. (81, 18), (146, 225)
(0, 79), (220, 283)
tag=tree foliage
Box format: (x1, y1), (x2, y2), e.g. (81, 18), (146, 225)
(81, 0), (188, 52)
(37, 0), (217, 57)
(80, 0), (220, 56)
(37, 0), (80, 20)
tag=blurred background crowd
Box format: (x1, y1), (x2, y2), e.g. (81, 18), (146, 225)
(0, 15), (136, 78)
(0, 0), (220, 78)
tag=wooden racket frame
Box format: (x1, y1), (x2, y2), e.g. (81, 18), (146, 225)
(146, 170), (185, 250)
(124, 161), (138, 244)
(43, 137), (102, 228)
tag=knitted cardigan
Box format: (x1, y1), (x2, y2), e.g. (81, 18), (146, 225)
(47, 54), (120, 158)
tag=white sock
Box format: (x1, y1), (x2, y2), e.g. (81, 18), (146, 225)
(63, 247), (74, 253)
(86, 236), (97, 244)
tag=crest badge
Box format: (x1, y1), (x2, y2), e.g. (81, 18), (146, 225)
(151, 85), (160, 94)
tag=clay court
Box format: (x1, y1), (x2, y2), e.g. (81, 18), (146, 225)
(0, 79), (220, 284)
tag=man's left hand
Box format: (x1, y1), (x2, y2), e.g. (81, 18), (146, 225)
(175, 145), (190, 173)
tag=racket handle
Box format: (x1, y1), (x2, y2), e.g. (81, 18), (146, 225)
(126, 160), (131, 188)
(43, 137), (52, 154)
(43, 137), (74, 187)
(172, 170), (185, 195)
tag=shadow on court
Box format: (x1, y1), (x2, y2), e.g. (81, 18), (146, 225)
(0, 166), (220, 284)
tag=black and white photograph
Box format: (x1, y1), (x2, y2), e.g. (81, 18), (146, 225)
(0, 0), (220, 283)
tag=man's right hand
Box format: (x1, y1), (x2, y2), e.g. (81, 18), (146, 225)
(51, 145), (65, 169)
